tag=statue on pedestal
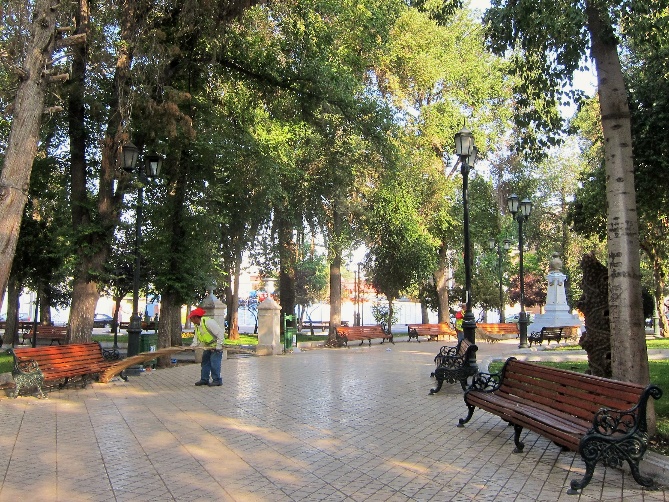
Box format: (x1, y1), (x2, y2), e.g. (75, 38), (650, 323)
(528, 252), (582, 338)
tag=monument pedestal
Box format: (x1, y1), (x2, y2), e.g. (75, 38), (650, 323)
(529, 266), (582, 336)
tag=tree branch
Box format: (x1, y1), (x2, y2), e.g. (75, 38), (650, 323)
(55, 32), (86, 50)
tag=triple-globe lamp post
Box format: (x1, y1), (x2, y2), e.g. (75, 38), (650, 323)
(122, 142), (162, 358)
(507, 194), (532, 348)
(454, 127), (478, 369)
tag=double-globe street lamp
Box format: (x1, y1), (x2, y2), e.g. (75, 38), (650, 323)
(122, 142), (162, 358)
(488, 237), (511, 323)
(454, 127), (478, 370)
(507, 194), (533, 348)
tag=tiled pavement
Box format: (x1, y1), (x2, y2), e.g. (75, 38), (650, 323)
(1, 339), (668, 501)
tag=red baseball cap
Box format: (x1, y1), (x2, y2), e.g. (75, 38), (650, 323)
(189, 307), (206, 319)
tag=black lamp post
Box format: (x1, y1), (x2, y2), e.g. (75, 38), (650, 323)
(454, 127), (478, 368)
(123, 143), (162, 357)
(507, 194), (532, 348)
(489, 237), (511, 323)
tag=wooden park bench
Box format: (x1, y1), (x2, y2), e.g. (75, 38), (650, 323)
(457, 357), (662, 494)
(335, 325), (393, 347)
(1, 321), (34, 345)
(429, 338), (478, 393)
(407, 323), (456, 342)
(21, 325), (69, 345)
(476, 322), (519, 343)
(119, 320), (158, 331)
(301, 320), (330, 332)
(7, 342), (121, 398)
(528, 326), (564, 346)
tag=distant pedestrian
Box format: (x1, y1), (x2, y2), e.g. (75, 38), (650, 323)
(455, 303), (466, 341)
(189, 307), (225, 387)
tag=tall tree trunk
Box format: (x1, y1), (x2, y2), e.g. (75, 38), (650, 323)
(0, 0), (60, 307)
(229, 256), (242, 339)
(577, 253), (611, 378)
(156, 150), (190, 361)
(38, 287), (52, 325)
(278, 213), (297, 329)
(586, 2), (649, 386)
(5, 276), (22, 346)
(68, 0), (99, 342)
(157, 290), (183, 368)
(421, 301), (429, 323)
(387, 299), (394, 333)
(327, 206), (343, 343)
(434, 244), (450, 323)
(650, 251), (667, 337)
(68, 0), (145, 341)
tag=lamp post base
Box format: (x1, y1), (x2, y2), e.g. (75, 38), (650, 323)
(462, 312), (478, 371)
(518, 312), (529, 348)
(127, 314), (142, 358)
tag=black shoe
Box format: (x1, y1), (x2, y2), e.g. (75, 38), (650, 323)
(194, 380), (209, 386)
(208, 381), (222, 387)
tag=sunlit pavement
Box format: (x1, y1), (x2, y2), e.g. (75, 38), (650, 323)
(1, 338), (668, 501)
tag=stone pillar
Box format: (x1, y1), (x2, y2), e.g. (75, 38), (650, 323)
(201, 286), (227, 329)
(257, 296), (282, 355)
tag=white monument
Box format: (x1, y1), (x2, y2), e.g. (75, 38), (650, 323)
(528, 253), (582, 334)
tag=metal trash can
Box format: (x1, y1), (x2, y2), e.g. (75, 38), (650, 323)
(284, 327), (297, 351)
(139, 333), (158, 368)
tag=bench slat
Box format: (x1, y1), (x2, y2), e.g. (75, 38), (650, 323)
(502, 360), (645, 405)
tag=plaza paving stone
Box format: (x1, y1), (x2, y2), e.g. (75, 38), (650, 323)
(1, 337), (668, 501)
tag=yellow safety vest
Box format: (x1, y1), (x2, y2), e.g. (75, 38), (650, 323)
(195, 317), (217, 346)
(455, 313), (464, 331)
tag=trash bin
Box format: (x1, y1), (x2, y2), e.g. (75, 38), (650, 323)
(139, 333), (157, 368)
(284, 327), (297, 351)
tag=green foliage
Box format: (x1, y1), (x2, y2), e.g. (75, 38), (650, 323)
(371, 302), (399, 328)
(363, 176), (439, 301)
(295, 246), (329, 308)
(484, 0), (590, 159)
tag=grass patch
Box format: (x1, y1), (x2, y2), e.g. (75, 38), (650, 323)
(648, 339), (669, 349)
(0, 352), (12, 373)
(546, 338), (669, 351)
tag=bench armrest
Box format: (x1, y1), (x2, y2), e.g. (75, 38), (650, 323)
(434, 346), (459, 365)
(436, 354), (467, 369)
(589, 385), (663, 437)
(14, 358), (41, 377)
(467, 371), (502, 392)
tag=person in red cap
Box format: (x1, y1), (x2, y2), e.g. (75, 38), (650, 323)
(189, 307), (225, 386)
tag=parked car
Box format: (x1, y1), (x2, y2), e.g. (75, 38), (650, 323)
(93, 313), (114, 328)
(505, 313), (533, 323)
(0, 313), (29, 322)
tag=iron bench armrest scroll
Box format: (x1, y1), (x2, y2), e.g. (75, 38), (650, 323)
(8, 350), (46, 398)
(457, 371), (503, 427)
(467, 371), (503, 393)
(434, 345), (458, 366)
(569, 384), (663, 493)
